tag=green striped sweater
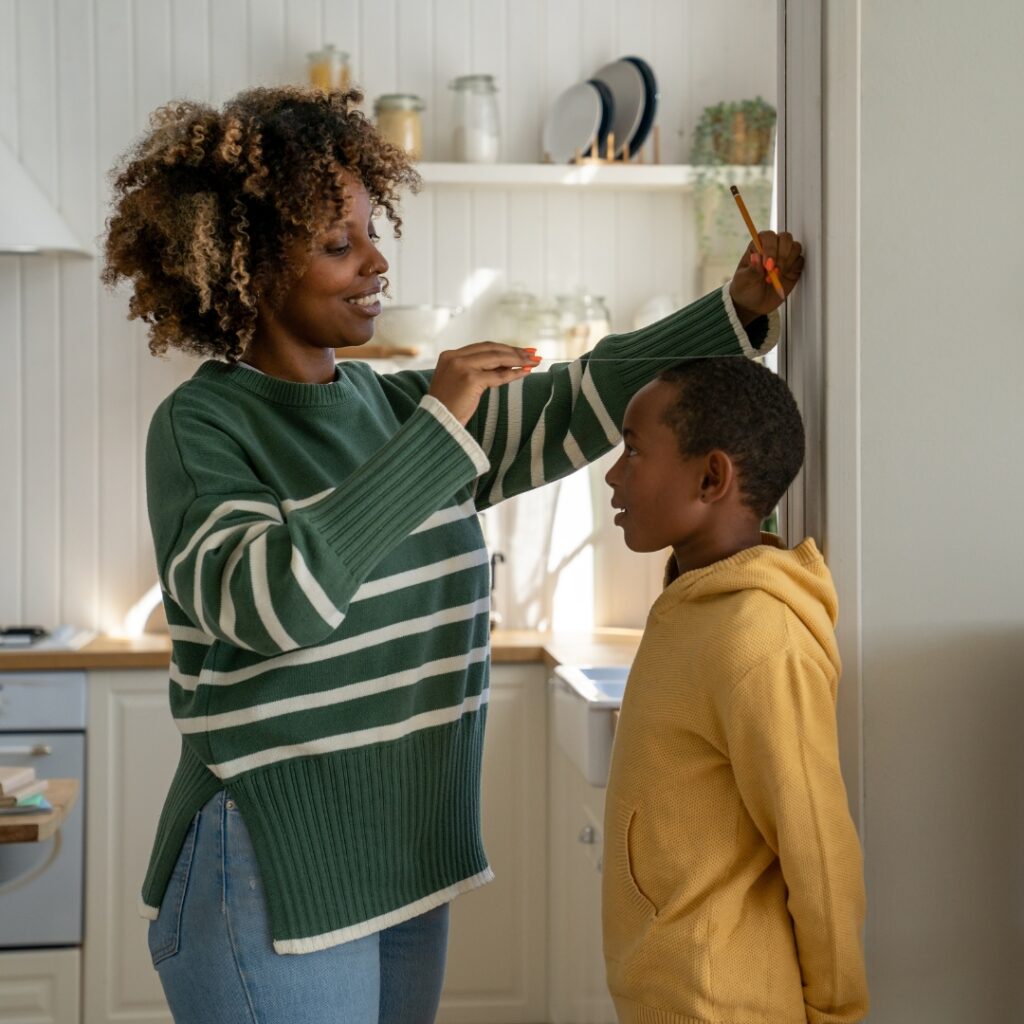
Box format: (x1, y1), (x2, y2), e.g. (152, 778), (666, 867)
(140, 285), (777, 954)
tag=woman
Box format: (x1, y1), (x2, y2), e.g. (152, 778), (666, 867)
(103, 85), (801, 1023)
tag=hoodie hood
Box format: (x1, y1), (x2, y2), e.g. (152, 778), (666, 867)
(658, 534), (840, 675)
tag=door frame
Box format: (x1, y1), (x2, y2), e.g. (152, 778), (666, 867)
(779, 0), (864, 827)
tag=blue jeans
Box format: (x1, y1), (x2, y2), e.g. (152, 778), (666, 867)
(148, 791), (450, 1023)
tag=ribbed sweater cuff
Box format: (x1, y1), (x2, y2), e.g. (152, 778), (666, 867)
(303, 398), (489, 582)
(606, 285), (780, 394)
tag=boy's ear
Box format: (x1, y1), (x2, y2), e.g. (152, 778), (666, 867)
(699, 449), (735, 503)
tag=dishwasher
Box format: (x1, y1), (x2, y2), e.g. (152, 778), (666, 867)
(0, 672), (86, 947)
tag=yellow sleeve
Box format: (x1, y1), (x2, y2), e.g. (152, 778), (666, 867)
(724, 649), (870, 1024)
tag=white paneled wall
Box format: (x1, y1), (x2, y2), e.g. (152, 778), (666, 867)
(0, 0), (775, 631)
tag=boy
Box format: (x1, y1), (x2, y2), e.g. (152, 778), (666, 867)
(602, 357), (869, 1024)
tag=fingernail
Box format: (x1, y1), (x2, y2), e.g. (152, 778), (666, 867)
(764, 256), (776, 271)
(523, 347), (538, 353)
(750, 252), (761, 266)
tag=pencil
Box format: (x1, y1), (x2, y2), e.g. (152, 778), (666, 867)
(729, 185), (786, 300)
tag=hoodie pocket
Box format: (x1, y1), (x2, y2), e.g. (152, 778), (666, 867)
(602, 802), (659, 946)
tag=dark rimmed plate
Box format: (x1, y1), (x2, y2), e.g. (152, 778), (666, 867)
(621, 56), (658, 157)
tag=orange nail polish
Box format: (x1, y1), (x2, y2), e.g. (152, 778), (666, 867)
(764, 256), (776, 272)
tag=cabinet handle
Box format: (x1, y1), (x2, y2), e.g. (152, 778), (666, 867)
(578, 824), (597, 845)
(0, 743), (53, 757)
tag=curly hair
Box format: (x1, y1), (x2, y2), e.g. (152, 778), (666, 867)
(658, 357), (805, 520)
(102, 86), (420, 361)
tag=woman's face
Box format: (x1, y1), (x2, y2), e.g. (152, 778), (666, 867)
(269, 173), (389, 348)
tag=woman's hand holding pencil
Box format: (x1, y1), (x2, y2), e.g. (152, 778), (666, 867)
(728, 229), (804, 325)
(726, 185), (804, 324)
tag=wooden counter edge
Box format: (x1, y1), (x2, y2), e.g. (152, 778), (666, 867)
(0, 779), (80, 844)
(0, 629), (642, 672)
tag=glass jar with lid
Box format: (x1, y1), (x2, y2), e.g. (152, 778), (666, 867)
(307, 44), (351, 93)
(493, 283), (538, 345)
(450, 74), (500, 163)
(374, 94), (425, 160)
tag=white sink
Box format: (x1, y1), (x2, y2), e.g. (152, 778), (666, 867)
(552, 665), (630, 787)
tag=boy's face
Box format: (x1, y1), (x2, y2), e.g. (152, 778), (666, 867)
(605, 380), (708, 553)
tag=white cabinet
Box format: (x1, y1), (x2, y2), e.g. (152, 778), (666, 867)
(547, 678), (616, 1024)
(0, 949), (80, 1024)
(83, 664), (549, 1024)
(83, 669), (179, 1024)
(439, 663), (548, 1024)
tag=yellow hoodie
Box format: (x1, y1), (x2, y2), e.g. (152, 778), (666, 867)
(603, 537), (868, 1024)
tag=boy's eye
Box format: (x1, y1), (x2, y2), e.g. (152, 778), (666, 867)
(625, 445), (638, 457)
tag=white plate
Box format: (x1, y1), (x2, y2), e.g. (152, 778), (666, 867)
(590, 58), (647, 157)
(543, 81), (608, 164)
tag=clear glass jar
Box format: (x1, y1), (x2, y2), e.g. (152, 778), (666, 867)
(374, 94), (425, 160)
(578, 291), (611, 352)
(493, 284), (538, 345)
(555, 293), (588, 360)
(450, 74), (500, 163)
(307, 44), (351, 93)
(532, 302), (564, 357)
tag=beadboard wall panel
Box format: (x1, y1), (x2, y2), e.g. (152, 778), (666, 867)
(0, 0), (775, 631)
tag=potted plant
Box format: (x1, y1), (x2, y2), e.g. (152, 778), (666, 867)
(691, 98), (776, 270)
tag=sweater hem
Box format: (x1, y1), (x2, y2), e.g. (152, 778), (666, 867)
(272, 867), (495, 954)
(610, 993), (808, 1024)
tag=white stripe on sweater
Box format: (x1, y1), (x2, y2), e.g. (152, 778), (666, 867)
(169, 661), (201, 690)
(175, 645), (490, 734)
(189, 596), (491, 690)
(166, 499), (281, 603)
(479, 388), (500, 461)
(272, 868), (495, 954)
(209, 688), (490, 778)
(529, 405), (547, 489)
(352, 549), (488, 604)
(249, 532), (299, 651)
(410, 498), (476, 536)
(580, 362), (620, 446)
(290, 547), (345, 629)
(219, 522), (274, 647)
(190, 523), (257, 636)
(281, 487), (335, 515)
(487, 378), (525, 505)
(168, 625), (213, 646)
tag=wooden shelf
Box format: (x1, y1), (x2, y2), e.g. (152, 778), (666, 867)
(416, 162), (772, 191)
(0, 779), (79, 844)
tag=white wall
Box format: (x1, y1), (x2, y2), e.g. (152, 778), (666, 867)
(1, 0), (775, 632)
(827, 1), (1024, 1018)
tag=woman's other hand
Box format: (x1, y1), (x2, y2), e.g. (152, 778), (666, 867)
(428, 343), (542, 425)
(729, 231), (805, 325)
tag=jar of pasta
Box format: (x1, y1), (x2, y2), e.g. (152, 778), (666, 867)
(374, 94), (425, 160)
(307, 44), (351, 93)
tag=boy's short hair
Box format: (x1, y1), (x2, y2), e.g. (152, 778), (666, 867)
(657, 357), (805, 520)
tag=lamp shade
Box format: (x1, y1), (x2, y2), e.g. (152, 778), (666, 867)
(0, 137), (92, 255)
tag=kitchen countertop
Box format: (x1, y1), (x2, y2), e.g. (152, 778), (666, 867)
(0, 629), (642, 672)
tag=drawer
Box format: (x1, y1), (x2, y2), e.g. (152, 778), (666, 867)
(0, 674), (86, 730)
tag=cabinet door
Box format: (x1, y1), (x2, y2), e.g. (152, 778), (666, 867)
(547, 681), (616, 1024)
(438, 663), (548, 1024)
(0, 949), (79, 1024)
(83, 670), (178, 1024)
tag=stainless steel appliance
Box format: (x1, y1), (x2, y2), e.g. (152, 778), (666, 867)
(0, 672), (85, 947)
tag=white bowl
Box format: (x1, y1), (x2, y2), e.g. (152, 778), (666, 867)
(374, 304), (463, 354)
